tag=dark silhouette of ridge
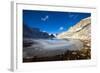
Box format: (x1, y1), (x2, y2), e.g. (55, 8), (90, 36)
(23, 24), (55, 39)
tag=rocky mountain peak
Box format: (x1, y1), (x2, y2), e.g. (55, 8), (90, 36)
(57, 17), (91, 41)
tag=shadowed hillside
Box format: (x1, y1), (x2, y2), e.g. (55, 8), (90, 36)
(23, 24), (55, 39)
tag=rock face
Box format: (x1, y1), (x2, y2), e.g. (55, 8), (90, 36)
(57, 17), (91, 41)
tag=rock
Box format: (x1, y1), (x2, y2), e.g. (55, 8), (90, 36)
(80, 54), (86, 57)
(72, 52), (77, 55)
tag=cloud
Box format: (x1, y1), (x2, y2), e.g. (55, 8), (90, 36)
(68, 13), (78, 20)
(59, 27), (64, 30)
(41, 15), (49, 21)
(69, 14), (75, 18)
(42, 30), (46, 32)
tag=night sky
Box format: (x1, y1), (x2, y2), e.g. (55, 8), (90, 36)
(23, 10), (91, 34)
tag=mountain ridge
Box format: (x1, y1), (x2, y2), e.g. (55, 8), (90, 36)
(57, 17), (91, 41)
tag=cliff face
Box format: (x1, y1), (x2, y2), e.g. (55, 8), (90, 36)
(57, 17), (91, 41)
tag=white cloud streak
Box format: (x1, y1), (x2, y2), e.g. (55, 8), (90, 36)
(41, 15), (49, 21)
(59, 27), (64, 30)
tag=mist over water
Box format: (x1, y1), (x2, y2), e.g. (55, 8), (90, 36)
(23, 39), (83, 58)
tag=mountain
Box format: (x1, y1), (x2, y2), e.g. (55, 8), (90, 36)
(57, 17), (91, 41)
(23, 24), (55, 39)
(23, 24), (39, 38)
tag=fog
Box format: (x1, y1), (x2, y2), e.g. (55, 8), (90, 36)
(23, 39), (83, 59)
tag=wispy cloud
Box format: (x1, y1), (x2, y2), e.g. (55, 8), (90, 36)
(68, 13), (78, 20)
(41, 15), (49, 21)
(59, 27), (64, 30)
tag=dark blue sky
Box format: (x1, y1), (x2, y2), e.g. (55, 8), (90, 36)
(23, 10), (91, 34)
